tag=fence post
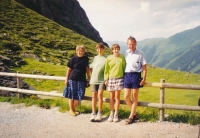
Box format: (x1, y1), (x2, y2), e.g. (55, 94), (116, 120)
(17, 72), (22, 99)
(159, 79), (165, 121)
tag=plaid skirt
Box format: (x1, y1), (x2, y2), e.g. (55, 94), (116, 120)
(107, 78), (124, 91)
(63, 80), (85, 101)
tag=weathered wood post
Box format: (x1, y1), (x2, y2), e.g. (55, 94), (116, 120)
(17, 72), (22, 98)
(159, 79), (165, 121)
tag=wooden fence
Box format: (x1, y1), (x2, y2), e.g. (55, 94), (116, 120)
(0, 72), (200, 121)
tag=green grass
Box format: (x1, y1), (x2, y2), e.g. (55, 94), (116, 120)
(3, 58), (198, 125)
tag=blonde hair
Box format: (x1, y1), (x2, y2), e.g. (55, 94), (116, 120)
(76, 45), (85, 52)
(111, 44), (120, 50)
(95, 43), (104, 49)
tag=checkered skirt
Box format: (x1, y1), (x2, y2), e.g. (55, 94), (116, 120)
(107, 78), (124, 91)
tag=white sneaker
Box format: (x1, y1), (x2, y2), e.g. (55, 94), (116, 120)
(90, 113), (96, 122)
(108, 114), (114, 122)
(95, 113), (102, 122)
(113, 114), (119, 122)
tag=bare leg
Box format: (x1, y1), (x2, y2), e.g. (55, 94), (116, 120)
(129, 89), (139, 119)
(124, 88), (132, 109)
(98, 90), (104, 113)
(110, 91), (115, 112)
(69, 99), (75, 112)
(115, 90), (121, 114)
(92, 92), (98, 113)
(74, 100), (79, 109)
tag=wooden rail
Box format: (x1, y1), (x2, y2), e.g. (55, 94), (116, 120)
(0, 72), (200, 121)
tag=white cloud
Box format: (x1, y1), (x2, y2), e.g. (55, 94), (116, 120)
(140, 2), (150, 12)
(78, 0), (200, 42)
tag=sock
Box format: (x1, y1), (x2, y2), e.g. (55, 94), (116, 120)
(98, 111), (102, 114)
(92, 112), (96, 115)
(110, 111), (114, 115)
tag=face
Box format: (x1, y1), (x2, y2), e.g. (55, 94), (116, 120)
(112, 47), (120, 56)
(127, 40), (136, 52)
(76, 49), (84, 57)
(96, 47), (104, 55)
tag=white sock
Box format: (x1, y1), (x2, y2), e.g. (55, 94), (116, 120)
(110, 111), (114, 115)
(92, 112), (96, 115)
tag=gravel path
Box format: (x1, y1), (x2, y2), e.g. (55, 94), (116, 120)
(0, 102), (199, 138)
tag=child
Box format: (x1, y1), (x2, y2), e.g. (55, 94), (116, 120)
(89, 43), (107, 122)
(104, 44), (126, 122)
(63, 45), (90, 116)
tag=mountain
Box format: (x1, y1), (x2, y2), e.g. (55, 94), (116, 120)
(138, 26), (200, 73)
(15, 0), (108, 46)
(0, 0), (110, 67)
(106, 26), (200, 74)
(106, 41), (127, 55)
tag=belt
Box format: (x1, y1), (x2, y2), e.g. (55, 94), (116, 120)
(126, 72), (140, 74)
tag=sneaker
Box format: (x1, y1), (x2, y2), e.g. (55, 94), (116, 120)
(108, 114), (114, 122)
(95, 113), (102, 122)
(90, 113), (96, 122)
(113, 114), (119, 122)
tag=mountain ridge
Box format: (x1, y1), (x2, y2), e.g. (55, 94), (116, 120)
(15, 0), (108, 46)
(106, 25), (200, 73)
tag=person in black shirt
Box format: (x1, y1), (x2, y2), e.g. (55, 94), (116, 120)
(63, 45), (90, 116)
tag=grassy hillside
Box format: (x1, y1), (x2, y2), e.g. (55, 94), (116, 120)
(0, 0), (111, 67)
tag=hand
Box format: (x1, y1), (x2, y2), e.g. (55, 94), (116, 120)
(65, 80), (68, 86)
(140, 79), (145, 86)
(105, 81), (108, 86)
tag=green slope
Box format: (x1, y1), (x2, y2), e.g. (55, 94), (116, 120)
(0, 0), (111, 67)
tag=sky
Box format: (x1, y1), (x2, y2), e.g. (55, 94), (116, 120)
(78, 0), (200, 42)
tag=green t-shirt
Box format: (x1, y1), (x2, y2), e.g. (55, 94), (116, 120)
(104, 54), (126, 80)
(90, 55), (107, 84)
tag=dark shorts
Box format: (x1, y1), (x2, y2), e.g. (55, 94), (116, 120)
(124, 72), (141, 89)
(63, 80), (85, 101)
(90, 83), (106, 92)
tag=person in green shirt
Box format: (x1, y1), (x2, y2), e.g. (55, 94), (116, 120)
(104, 44), (126, 122)
(89, 43), (107, 122)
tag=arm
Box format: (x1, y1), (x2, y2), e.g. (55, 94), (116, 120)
(104, 59), (109, 86)
(65, 67), (72, 85)
(140, 64), (147, 86)
(86, 66), (91, 81)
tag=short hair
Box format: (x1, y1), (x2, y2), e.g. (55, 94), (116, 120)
(111, 44), (120, 50)
(76, 45), (85, 52)
(96, 43), (104, 49)
(127, 36), (137, 44)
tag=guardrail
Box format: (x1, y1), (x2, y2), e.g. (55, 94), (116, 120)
(0, 72), (200, 121)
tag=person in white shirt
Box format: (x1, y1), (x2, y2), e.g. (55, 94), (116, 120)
(124, 36), (147, 125)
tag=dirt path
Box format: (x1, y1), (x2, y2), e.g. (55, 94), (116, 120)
(0, 102), (199, 138)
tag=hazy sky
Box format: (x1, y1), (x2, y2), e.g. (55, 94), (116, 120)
(78, 0), (200, 42)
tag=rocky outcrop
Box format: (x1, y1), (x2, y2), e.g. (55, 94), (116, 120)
(16, 0), (108, 46)
(0, 65), (35, 97)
